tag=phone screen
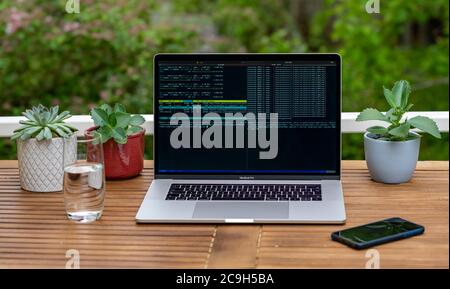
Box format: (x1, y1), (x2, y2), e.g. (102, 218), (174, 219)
(337, 218), (423, 244)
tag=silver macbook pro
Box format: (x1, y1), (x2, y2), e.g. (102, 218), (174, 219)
(136, 53), (346, 223)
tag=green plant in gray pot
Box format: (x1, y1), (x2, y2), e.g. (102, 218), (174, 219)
(356, 80), (441, 184)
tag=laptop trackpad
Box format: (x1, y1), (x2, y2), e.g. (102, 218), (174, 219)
(193, 202), (289, 219)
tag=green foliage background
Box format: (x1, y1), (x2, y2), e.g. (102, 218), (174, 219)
(0, 0), (448, 160)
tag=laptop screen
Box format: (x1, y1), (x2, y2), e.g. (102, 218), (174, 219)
(154, 54), (340, 177)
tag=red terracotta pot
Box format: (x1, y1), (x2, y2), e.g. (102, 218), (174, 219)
(86, 127), (145, 179)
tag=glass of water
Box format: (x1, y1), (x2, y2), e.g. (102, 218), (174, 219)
(63, 134), (105, 223)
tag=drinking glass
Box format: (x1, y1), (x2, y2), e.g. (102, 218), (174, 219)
(63, 134), (105, 223)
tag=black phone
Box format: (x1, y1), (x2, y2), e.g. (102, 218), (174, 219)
(331, 217), (424, 250)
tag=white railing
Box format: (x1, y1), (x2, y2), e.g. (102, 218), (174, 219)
(0, 112), (448, 137)
(341, 111), (449, 133)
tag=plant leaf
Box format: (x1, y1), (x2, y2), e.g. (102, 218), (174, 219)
(13, 125), (32, 133)
(114, 103), (126, 113)
(48, 124), (68, 137)
(22, 110), (37, 122)
(96, 126), (113, 143)
(367, 126), (388, 135)
(90, 108), (109, 126)
(407, 116), (441, 139)
(383, 86), (397, 108)
(20, 132), (32, 141)
(42, 111), (51, 124)
(100, 104), (112, 115)
(33, 111), (43, 126)
(35, 129), (45, 141)
(19, 120), (35, 125)
(385, 108), (398, 122)
(61, 123), (78, 132)
(388, 122), (411, 139)
(112, 127), (127, 144)
(23, 126), (42, 137)
(127, 125), (143, 136)
(129, 114), (145, 126)
(48, 106), (59, 122)
(356, 108), (389, 122)
(53, 111), (70, 123)
(90, 131), (103, 145)
(404, 103), (414, 112)
(115, 112), (131, 128)
(392, 80), (410, 108)
(55, 123), (72, 134)
(108, 113), (117, 127)
(54, 127), (68, 138)
(11, 132), (23, 141)
(43, 127), (52, 140)
(403, 83), (411, 108)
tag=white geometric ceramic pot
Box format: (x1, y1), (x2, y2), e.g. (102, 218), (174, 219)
(17, 135), (77, 192)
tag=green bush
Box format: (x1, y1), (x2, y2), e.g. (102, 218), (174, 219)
(0, 0), (200, 115)
(0, 0), (448, 160)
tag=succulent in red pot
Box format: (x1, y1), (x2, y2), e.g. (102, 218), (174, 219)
(87, 103), (145, 179)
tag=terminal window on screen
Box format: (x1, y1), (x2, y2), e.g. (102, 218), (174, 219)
(156, 60), (339, 175)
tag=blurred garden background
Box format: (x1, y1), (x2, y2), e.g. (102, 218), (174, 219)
(0, 0), (448, 160)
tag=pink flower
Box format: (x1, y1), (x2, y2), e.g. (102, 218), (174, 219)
(100, 90), (109, 101)
(5, 8), (29, 35)
(2, 102), (12, 111)
(115, 89), (124, 96)
(62, 22), (80, 32)
(51, 99), (61, 106)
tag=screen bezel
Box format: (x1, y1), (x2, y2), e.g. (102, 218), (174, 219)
(153, 53), (341, 180)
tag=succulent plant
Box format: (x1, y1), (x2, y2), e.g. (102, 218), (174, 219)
(11, 105), (77, 141)
(90, 103), (145, 144)
(356, 80), (441, 141)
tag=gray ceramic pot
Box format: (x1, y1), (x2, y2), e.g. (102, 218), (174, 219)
(364, 132), (420, 184)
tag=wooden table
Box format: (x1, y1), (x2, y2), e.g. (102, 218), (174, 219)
(0, 160), (448, 269)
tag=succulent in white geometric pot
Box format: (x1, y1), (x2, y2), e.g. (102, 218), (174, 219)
(11, 105), (78, 192)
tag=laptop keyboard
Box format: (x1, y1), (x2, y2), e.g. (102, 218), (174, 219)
(165, 184), (322, 201)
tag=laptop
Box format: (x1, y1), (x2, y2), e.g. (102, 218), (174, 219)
(136, 53), (346, 223)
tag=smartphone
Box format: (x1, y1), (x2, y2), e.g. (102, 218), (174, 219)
(331, 217), (424, 250)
